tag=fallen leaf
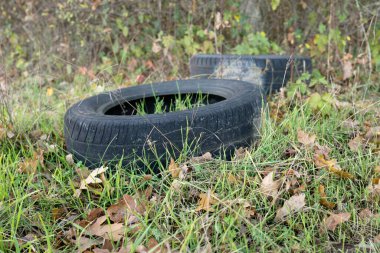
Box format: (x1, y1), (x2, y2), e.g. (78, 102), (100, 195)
(342, 119), (360, 130)
(342, 54), (353, 80)
(259, 172), (281, 198)
(170, 179), (182, 191)
(274, 193), (306, 221)
(227, 173), (240, 184)
(291, 184), (306, 195)
(168, 158), (181, 178)
(234, 147), (248, 160)
(18, 150), (44, 174)
(297, 129), (316, 146)
(368, 180), (380, 197)
(18, 233), (36, 245)
(93, 248), (110, 253)
(372, 178), (380, 184)
(107, 194), (145, 223)
(348, 135), (363, 152)
(46, 87), (54, 96)
(86, 215), (125, 241)
(358, 208), (373, 220)
(323, 212), (350, 231)
(190, 152), (213, 163)
(76, 236), (102, 253)
(66, 154), (75, 165)
(195, 190), (217, 212)
(314, 144), (331, 158)
(374, 234), (380, 244)
(147, 238), (161, 253)
(142, 174), (152, 181)
(135, 74), (146, 83)
(152, 40), (162, 53)
(243, 201), (256, 218)
(87, 207), (104, 221)
(52, 207), (65, 221)
(319, 184), (336, 209)
(75, 166), (108, 197)
(313, 154), (354, 179)
(365, 126), (380, 143)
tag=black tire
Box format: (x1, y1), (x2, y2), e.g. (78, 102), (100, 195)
(189, 54), (312, 93)
(64, 79), (265, 168)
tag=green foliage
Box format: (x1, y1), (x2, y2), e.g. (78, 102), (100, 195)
(306, 92), (334, 116)
(286, 73), (310, 97)
(233, 32), (283, 55)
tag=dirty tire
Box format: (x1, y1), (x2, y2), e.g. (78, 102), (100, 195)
(64, 79), (265, 168)
(189, 54), (312, 93)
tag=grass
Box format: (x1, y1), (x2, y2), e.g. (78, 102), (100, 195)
(0, 71), (380, 252)
(134, 92), (210, 116)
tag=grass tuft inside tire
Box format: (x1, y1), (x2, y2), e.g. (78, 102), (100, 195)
(64, 79), (265, 168)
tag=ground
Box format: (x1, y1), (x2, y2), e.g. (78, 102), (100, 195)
(0, 68), (379, 252)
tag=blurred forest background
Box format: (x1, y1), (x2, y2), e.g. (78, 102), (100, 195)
(0, 0), (379, 87)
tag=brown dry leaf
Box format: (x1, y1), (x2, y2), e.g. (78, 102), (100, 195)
(368, 181), (380, 197)
(146, 238), (161, 253)
(87, 207), (104, 221)
(86, 215), (125, 241)
(195, 190), (217, 212)
(342, 119), (360, 130)
(75, 166), (108, 197)
(342, 61), (353, 81)
(297, 129), (316, 146)
(107, 194), (145, 224)
(76, 236), (102, 253)
(259, 172), (281, 198)
(314, 144), (331, 158)
(323, 212), (350, 231)
(291, 184), (306, 195)
(178, 164), (191, 180)
(374, 234), (380, 244)
(227, 173), (240, 184)
(274, 193), (306, 221)
(152, 40), (162, 53)
(18, 150), (44, 174)
(243, 201), (256, 218)
(234, 147), (248, 160)
(143, 174), (152, 181)
(372, 178), (380, 184)
(313, 154), (354, 179)
(365, 126), (380, 144)
(319, 185), (336, 209)
(52, 207), (65, 221)
(168, 158), (181, 178)
(358, 208), (373, 220)
(348, 135), (363, 152)
(93, 248), (110, 253)
(190, 152), (213, 163)
(66, 154), (75, 165)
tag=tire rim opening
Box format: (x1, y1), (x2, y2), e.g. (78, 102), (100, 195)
(105, 93), (226, 116)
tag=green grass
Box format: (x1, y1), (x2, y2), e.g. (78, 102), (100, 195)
(0, 72), (380, 252)
(134, 92), (209, 116)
